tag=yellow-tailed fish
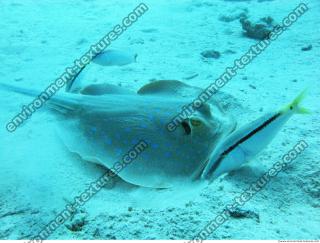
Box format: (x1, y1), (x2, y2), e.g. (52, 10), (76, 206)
(201, 90), (310, 181)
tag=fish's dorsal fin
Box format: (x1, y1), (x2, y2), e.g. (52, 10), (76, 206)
(137, 80), (203, 97)
(80, 83), (135, 96)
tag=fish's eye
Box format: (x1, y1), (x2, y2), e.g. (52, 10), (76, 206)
(290, 106), (293, 110)
(190, 118), (202, 127)
(181, 121), (191, 135)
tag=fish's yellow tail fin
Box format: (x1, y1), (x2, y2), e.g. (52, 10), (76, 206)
(285, 89), (311, 114)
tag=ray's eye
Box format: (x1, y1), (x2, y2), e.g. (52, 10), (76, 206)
(181, 121), (191, 135)
(190, 118), (202, 127)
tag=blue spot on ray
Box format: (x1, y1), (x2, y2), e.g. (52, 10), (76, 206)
(151, 143), (159, 149)
(164, 151), (172, 158)
(124, 127), (131, 132)
(104, 137), (112, 145)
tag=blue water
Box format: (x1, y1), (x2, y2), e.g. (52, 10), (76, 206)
(0, 0), (319, 240)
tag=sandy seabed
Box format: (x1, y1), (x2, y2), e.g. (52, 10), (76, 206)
(0, 0), (319, 240)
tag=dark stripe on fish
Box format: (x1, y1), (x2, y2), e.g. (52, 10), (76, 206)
(208, 112), (281, 176)
(223, 112), (281, 155)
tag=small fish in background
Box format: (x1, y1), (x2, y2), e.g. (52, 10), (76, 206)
(201, 90), (310, 181)
(92, 49), (137, 66)
(66, 49), (137, 93)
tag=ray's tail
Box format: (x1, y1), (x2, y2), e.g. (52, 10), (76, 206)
(0, 82), (41, 97)
(0, 82), (81, 113)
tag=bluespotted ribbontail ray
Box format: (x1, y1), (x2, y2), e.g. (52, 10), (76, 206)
(0, 79), (238, 188)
